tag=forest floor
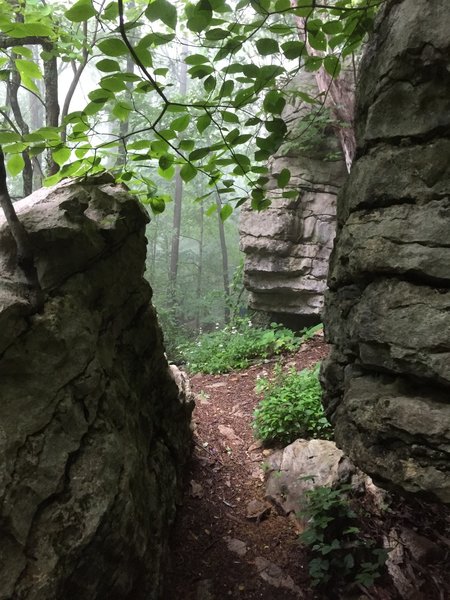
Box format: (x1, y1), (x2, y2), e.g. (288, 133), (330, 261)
(163, 336), (450, 600)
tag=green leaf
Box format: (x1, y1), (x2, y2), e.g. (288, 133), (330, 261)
(112, 100), (132, 121)
(242, 64), (260, 79)
(304, 56), (323, 72)
(308, 30), (327, 52)
(221, 110), (239, 124)
(180, 162), (197, 182)
(146, 0), (177, 30)
(179, 139), (195, 152)
(171, 114), (190, 132)
(293, 5), (313, 18)
(277, 168), (290, 188)
(186, 0), (213, 33)
(6, 23), (54, 38)
(158, 164), (175, 180)
(0, 131), (21, 144)
(220, 203), (232, 221)
(255, 38), (279, 56)
(185, 54), (209, 65)
(6, 153), (25, 177)
(322, 20), (343, 35)
(100, 75), (128, 92)
(88, 88), (113, 103)
(189, 64), (214, 79)
(281, 41), (305, 60)
(189, 147), (210, 161)
(65, 0), (96, 22)
(251, 195), (270, 211)
(263, 90), (286, 115)
(205, 28), (230, 41)
(328, 33), (347, 50)
(96, 59), (120, 72)
(97, 38), (128, 57)
(206, 204), (217, 216)
(324, 55), (341, 77)
(159, 154), (173, 170)
(11, 46), (33, 58)
(204, 75), (216, 93)
(197, 115), (211, 134)
(218, 80), (234, 97)
(149, 197), (166, 214)
(103, 2), (119, 19)
(15, 59), (42, 80)
(33, 127), (61, 141)
(52, 146), (71, 166)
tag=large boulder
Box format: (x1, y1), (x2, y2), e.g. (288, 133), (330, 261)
(322, 0), (450, 503)
(239, 71), (348, 328)
(0, 178), (193, 599)
(264, 439), (356, 515)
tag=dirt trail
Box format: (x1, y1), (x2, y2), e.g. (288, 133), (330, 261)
(163, 337), (328, 600)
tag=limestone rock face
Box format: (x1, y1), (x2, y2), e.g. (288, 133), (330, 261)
(0, 179), (194, 599)
(239, 71), (348, 327)
(322, 0), (450, 503)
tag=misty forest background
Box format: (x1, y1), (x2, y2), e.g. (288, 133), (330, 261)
(0, 0), (377, 355)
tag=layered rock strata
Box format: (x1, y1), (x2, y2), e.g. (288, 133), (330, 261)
(239, 71), (348, 328)
(322, 0), (450, 503)
(0, 178), (193, 599)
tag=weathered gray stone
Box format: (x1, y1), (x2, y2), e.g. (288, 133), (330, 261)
(239, 71), (348, 326)
(323, 0), (450, 503)
(264, 439), (356, 515)
(254, 557), (302, 596)
(0, 179), (193, 599)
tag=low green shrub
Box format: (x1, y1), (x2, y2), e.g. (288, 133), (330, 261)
(300, 485), (387, 592)
(180, 320), (300, 374)
(252, 363), (332, 445)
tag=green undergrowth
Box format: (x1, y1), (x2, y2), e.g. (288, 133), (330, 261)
(300, 485), (388, 592)
(253, 362), (332, 445)
(180, 320), (305, 374)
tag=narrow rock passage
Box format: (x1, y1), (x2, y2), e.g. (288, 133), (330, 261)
(163, 338), (328, 600)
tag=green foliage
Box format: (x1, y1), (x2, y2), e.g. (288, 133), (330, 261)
(181, 320), (300, 374)
(0, 0), (382, 211)
(300, 485), (388, 591)
(253, 362), (332, 445)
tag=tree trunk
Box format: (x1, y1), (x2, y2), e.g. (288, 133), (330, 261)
(168, 46), (188, 306)
(43, 47), (59, 175)
(7, 68), (33, 196)
(116, 53), (135, 167)
(195, 201), (204, 331)
(293, 4), (356, 171)
(30, 46), (44, 190)
(60, 22), (89, 144)
(0, 149), (43, 311)
(168, 167), (183, 304)
(216, 195), (230, 323)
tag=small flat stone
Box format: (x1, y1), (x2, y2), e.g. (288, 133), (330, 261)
(190, 480), (204, 498)
(254, 557), (302, 595)
(224, 536), (247, 557)
(246, 499), (271, 522)
(218, 425), (244, 445)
